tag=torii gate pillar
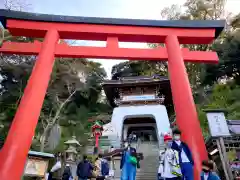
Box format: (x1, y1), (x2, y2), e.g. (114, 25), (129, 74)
(0, 9), (224, 180)
(166, 35), (207, 177)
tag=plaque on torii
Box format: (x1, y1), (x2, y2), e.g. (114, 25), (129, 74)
(0, 9), (224, 180)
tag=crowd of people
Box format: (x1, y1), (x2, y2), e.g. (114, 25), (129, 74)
(46, 128), (225, 180)
(46, 153), (112, 180)
(75, 154), (111, 180)
(158, 129), (221, 180)
(45, 142), (139, 180)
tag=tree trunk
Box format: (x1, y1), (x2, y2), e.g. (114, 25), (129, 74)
(40, 129), (48, 152)
(39, 90), (76, 152)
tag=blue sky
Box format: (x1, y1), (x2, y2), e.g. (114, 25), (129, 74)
(1, 0), (239, 78)
(31, 0), (185, 78)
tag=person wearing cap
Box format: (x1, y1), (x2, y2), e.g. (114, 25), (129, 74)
(171, 129), (194, 180)
(158, 134), (182, 180)
(201, 160), (220, 180)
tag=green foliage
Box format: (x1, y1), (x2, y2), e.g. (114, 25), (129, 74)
(197, 81), (240, 138)
(110, 0), (229, 89)
(0, 44), (111, 152)
(110, 0), (240, 138)
(160, 0), (227, 89)
(111, 61), (167, 80)
(2, 0), (240, 155)
(204, 30), (240, 85)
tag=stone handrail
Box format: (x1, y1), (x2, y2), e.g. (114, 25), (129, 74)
(102, 148), (125, 157)
(102, 148), (144, 160)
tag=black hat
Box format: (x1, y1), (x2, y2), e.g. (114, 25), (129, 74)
(98, 154), (103, 158)
(172, 128), (181, 135)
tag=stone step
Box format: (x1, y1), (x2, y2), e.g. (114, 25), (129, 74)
(114, 170), (158, 176)
(107, 142), (160, 180)
(114, 175), (157, 180)
(115, 178), (157, 179)
(115, 174), (157, 178)
(137, 142), (159, 179)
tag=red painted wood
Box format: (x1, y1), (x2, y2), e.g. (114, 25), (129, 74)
(106, 37), (119, 48)
(0, 41), (41, 55)
(0, 18), (222, 180)
(0, 41), (218, 63)
(7, 19), (215, 44)
(165, 35), (207, 180)
(95, 134), (100, 148)
(0, 30), (59, 180)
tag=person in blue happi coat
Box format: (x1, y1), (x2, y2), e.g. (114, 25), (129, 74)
(120, 142), (140, 180)
(171, 129), (194, 180)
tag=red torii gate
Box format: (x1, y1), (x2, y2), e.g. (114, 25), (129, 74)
(0, 9), (224, 180)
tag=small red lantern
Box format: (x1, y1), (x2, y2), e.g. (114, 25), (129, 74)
(91, 120), (103, 149)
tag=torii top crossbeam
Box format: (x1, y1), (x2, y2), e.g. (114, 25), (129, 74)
(0, 9), (225, 180)
(0, 9), (224, 62)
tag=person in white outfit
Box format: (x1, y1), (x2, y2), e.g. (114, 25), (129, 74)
(45, 159), (62, 180)
(158, 134), (182, 180)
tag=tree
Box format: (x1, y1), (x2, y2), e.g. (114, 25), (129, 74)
(37, 57), (108, 152)
(204, 29), (240, 85)
(110, 0), (238, 129)
(111, 61), (167, 80)
(37, 58), (108, 151)
(111, 0), (228, 88)
(3, 0), (31, 11)
(160, 0), (227, 89)
(197, 80), (240, 138)
(39, 89), (77, 152)
(0, 0), (34, 148)
(0, 54), (35, 142)
(0, 49), (109, 152)
(0, 0), (111, 153)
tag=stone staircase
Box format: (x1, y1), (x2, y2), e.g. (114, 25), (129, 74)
(114, 142), (164, 180)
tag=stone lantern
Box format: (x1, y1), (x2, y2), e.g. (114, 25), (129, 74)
(64, 136), (81, 178)
(64, 136), (81, 161)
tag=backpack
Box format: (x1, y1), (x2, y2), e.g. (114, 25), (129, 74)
(101, 160), (110, 176)
(62, 172), (72, 180)
(62, 166), (72, 180)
